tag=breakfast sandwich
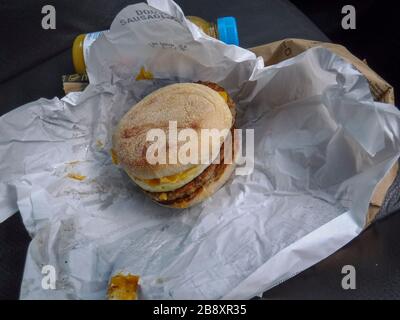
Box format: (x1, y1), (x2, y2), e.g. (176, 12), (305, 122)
(112, 81), (238, 208)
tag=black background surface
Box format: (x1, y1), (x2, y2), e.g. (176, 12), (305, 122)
(0, 0), (399, 300)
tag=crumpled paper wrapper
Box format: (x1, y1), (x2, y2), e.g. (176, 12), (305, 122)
(0, 0), (399, 299)
(250, 38), (399, 225)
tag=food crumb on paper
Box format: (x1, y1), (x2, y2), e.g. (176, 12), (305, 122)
(66, 173), (87, 181)
(107, 273), (140, 300)
(135, 66), (154, 81)
(111, 148), (119, 165)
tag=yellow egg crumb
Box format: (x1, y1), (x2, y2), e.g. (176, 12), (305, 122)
(135, 67), (154, 81)
(107, 273), (140, 300)
(66, 173), (86, 181)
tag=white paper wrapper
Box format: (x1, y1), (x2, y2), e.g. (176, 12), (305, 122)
(0, 0), (399, 299)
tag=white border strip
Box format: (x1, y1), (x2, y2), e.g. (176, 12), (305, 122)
(223, 211), (361, 299)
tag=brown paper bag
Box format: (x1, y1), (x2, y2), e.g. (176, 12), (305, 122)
(250, 38), (398, 225)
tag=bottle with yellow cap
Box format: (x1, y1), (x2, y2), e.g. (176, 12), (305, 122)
(72, 16), (239, 75)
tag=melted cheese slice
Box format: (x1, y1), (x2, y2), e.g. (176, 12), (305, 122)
(130, 165), (205, 192)
(143, 166), (199, 185)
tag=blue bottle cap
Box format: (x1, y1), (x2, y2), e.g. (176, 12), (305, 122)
(217, 16), (239, 46)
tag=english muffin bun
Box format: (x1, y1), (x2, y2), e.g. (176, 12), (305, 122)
(112, 82), (237, 208)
